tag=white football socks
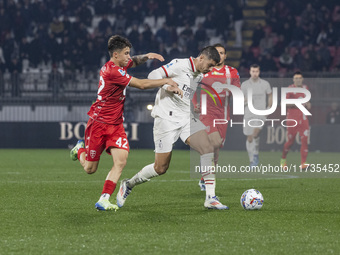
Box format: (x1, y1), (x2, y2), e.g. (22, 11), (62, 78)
(200, 153), (216, 199)
(246, 140), (254, 163)
(127, 163), (159, 188)
(254, 137), (260, 155)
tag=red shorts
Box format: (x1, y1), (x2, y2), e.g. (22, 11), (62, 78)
(84, 118), (129, 161)
(286, 117), (310, 139)
(200, 115), (228, 146)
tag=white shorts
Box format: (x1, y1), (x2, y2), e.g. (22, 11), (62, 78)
(153, 116), (206, 153)
(243, 116), (267, 136)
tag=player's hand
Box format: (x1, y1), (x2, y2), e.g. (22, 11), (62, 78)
(166, 86), (183, 98)
(145, 53), (165, 62)
(194, 104), (201, 113)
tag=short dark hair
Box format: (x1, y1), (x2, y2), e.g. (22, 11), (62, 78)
(250, 64), (260, 69)
(293, 71), (303, 77)
(108, 35), (132, 57)
(198, 46), (220, 64)
(213, 43), (226, 52)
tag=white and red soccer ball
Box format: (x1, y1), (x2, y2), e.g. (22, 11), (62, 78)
(240, 189), (264, 210)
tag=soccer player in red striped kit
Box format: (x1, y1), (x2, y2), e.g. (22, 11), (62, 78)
(192, 43), (240, 191)
(280, 71), (311, 169)
(70, 35), (181, 211)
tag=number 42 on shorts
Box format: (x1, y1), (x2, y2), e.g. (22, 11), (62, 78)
(116, 137), (128, 149)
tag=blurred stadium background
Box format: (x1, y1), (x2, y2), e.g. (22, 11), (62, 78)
(0, 0), (339, 151)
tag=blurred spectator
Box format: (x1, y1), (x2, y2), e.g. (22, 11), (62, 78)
(128, 24), (140, 46)
(313, 53), (325, 71)
(326, 102), (340, 124)
(317, 42), (331, 69)
(84, 42), (100, 77)
(259, 32), (274, 55)
(48, 65), (63, 100)
(0, 46), (5, 97)
(259, 53), (278, 72)
(98, 15), (112, 35)
(300, 52), (314, 71)
(8, 58), (22, 97)
(78, 2), (93, 27)
(231, 0), (244, 47)
(142, 24), (153, 42)
(304, 23), (317, 45)
(165, 5), (179, 27)
(239, 47), (256, 71)
(279, 47), (293, 70)
(50, 17), (64, 38)
(326, 22), (338, 46)
(115, 13), (127, 33)
(195, 23), (207, 46)
(272, 34), (287, 57)
(316, 28), (328, 45)
(181, 4), (195, 26)
(290, 21), (305, 47)
(281, 22), (293, 45)
(317, 4), (331, 26)
(251, 23), (265, 47)
(301, 3), (316, 27)
(156, 23), (170, 45)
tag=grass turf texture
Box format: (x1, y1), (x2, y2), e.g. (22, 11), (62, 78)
(0, 149), (339, 254)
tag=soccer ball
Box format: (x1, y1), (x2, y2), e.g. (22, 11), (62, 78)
(240, 189), (264, 210)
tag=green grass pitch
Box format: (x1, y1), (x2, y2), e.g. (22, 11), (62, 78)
(0, 149), (339, 254)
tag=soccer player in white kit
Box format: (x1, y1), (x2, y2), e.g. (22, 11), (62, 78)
(117, 46), (229, 209)
(241, 64), (272, 167)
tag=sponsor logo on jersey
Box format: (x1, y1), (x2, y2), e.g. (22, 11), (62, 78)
(211, 71), (225, 76)
(118, 69), (126, 76)
(166, 63), (174, 68)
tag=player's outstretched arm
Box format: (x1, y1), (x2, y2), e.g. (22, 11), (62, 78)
(131, 53), (165, 68)
(129, 77), (183, 97)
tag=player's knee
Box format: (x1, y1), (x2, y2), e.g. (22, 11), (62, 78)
(84, 165), (97, 174)
(200, 143), (214, 154)
(247, 136), (253, 143)
(212, 139), (222, 149)
(154, 162), (169, 175)
(115, 158), (127, 170)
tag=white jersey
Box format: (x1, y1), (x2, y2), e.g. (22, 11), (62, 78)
(241, 78), (271, 119)
(151, 57), (203, 122)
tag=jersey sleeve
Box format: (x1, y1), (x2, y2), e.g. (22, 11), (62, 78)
(161, 59), (180, 78)
(231, 68), (241, 88)
(126, 59), (133, 69)
(110, 67), (132, 87)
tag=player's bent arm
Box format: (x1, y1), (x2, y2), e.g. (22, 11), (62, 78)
(131, 53), (165, 68)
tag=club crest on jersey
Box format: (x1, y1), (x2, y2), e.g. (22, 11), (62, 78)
(118, 69), (126, 76)
(90, 150), (96, 159)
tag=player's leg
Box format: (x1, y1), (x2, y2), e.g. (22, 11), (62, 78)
(116, 152), (172, 208)
(186, 130), (228, 209)
(244, 120), (255, 165)
(208, 131), (224, 166)
(281, 126), (297, 167)
(116, 117), (175, 207)
(95, 148), (128, 211)
(251, 127), (262, 166)
(70, 118), (102, 174)
(299, 121), (310, 168)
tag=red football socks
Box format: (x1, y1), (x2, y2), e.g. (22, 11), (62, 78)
(101, 180), (117, 195)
